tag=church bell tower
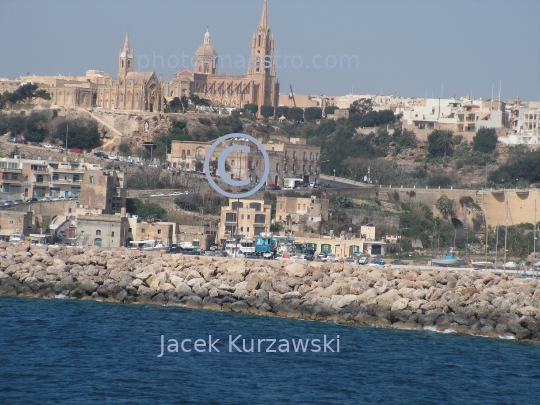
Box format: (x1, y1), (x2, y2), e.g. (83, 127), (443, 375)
(118, 31), (134, 84)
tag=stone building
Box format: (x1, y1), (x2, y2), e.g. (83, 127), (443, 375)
(163, 1), (279, 113)
(78, 169), (126, 215)
(275, 195), (328, 222)
(126, 216), (177, 247)
(75, 215), (128, 248)
(169, 137), (321, 187)
(8, 32), (162, 113)
(218, 199), (271, 240)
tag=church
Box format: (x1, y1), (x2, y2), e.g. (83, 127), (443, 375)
(163, 0), (280, 112)
(6, 1), (276, 114)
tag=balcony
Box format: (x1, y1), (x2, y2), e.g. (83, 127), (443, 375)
(50, 179), (82, 185)
(0, 178), (22, 184)
(0, 168), (22, 173)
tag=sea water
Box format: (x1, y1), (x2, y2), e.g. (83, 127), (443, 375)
(1, 296), (539, 404)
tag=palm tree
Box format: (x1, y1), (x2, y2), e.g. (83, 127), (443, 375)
(436, 130), (454, 158)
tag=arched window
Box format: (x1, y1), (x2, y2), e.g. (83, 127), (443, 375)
(96, 230), (101, 236)
(94, 238), (102, 247)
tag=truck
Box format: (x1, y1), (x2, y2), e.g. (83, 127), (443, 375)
(283, 178), (304, 189)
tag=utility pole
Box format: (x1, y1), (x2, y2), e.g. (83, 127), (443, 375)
(65, 124), (68, 150)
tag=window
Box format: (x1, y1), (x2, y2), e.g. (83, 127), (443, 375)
(231, 160), (235, 166)
(240, 227), (244, 232)
(11, 173), (17, 180)
(247, 215), (250, 220)
(9, 220), (13, 225)
(157, 229), (161, 234)
(247, 227), (250, 232)
(141, 228), (145, 233)
(276, 163), (279, 171)
(111, 232), (115, 237)
(241, 214), (244, 219)
(36, 175), (43, 183)
(96, 230), (101, 236)
(80, 231), (84, 236)
(128, 228), (132, 233)
(94, 238), (102, 247)
(90, 176), (95, 184)
(225, 213), (237, 222)
(254, 214), (265, 223)
(52, 174), (59, 181)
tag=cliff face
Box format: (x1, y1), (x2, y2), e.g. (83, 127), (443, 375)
(1, 242), (540, 343)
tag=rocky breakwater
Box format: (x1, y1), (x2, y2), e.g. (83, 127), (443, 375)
(1, 242), (540, 343)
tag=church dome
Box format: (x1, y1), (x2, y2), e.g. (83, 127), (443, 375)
(195, 28), (218, 57)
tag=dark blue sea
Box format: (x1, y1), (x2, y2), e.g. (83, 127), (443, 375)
(1, 296), (540, 404)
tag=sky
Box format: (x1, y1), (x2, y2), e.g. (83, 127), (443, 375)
(1, 0), (539, 101)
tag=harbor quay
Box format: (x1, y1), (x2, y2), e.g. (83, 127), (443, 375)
(1, 241), (539, 343)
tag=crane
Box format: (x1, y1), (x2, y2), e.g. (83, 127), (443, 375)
(289, 85), (296, 108)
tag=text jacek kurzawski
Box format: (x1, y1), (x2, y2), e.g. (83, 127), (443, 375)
(157, 334), (340, 356)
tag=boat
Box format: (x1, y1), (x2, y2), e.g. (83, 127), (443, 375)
(432, 252), (466, 267)
(239, 237), (255, 255)
(255, 232), (276, 258)
(129, 239), (167, 251)
(471, 261), (494, 269)
(222, 236), (244, 258)
(503, 261), (518, 270)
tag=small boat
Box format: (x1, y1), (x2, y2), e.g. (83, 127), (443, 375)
(503, 261), (518, 270)
(471, 261), (494, 269)
(129, 239), (167, 252)
(432, 252), (465, 267)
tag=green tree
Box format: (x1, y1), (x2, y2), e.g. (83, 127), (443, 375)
(435, 195), (456, 219)
(55, 119), (101, 150)
(243, 103), (258, 115)
(427, 129), (455, 158)
(260, 105), (274, 118)
(304, 107), (322, 122)
(118, 142), (131, 156)
(275, 106), (289, 118)
(6, 83), (51, 104)
(472, 127), (497, 153)
(134, 202), (166, 221)
(325, 105), (338, 116)
(288, 107), (304, 122)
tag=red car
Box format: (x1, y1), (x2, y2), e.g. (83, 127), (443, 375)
(69, 149), (83, 154)
(205, 190), (218, 195)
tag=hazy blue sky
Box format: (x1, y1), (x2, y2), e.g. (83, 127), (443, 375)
(1, 0), (539, 101)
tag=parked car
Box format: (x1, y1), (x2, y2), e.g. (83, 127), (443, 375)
(371, 258), (386, 265)
(169, 191), (183, 196)
(39, 197), (51, 202)
(151, 192), (164, 197)
(44, 143), (54, 148)
(108, 155), (119, 161)
(4, 200), (13, 205)
(205, 190), (218, 195)
(148, 164), (159, 168)
(391, 260), (408, 266)
(137, 193), (150, 198)
(357, 257), (368, 265)
(56, 146), (66, 151)
(13, 199), (23, 204)
(25, 198), (38, 203)
(266, 184), (281, 191)
(344, 257), (357, 265)
(53, 196), (66, 201)
(7, 138), (17, 143)
(16, 139), (28, 144)
(93, 151), (107, 158)
(69, 148), (83, 154)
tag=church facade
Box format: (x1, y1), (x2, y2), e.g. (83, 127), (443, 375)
(6, 1), (275, 115)
(163, 0), (279, 113)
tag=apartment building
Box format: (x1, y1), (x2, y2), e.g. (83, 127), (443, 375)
(218, 199), (271, 240)
(126, 216), (177, 247)
(0, 156), (105, 201)
(275, 195), (329, 231)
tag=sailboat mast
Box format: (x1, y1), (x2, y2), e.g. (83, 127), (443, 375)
(504, 200), (508, 273)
